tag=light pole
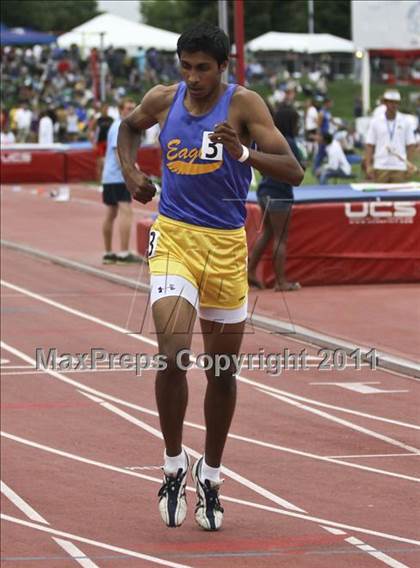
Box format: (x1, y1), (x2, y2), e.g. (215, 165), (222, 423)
(308, 0), (314, 34)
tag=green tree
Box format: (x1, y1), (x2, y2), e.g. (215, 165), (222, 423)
(140, 0), (351, 40)
(2, 0), (99, 33)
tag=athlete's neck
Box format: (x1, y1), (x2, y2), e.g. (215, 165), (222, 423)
(385, 110), (396, 120)
(184, 83), (227, 116)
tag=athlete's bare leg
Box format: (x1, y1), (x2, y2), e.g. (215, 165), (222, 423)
(199, 318), (246, 467)
(118, 201), (133, 252)
(153, 296), (196, 457)
(103, 205), (118, 252)
(247, 210), (272, 289)
(269, 208), (300, 291)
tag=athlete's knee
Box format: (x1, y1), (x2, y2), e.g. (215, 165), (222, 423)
(105, 206), (118, 220)
(205, 357), (237, 385)
(160, 346), (191, 378)
(273, 237), (286, 256)
(118, 202), (133, 218)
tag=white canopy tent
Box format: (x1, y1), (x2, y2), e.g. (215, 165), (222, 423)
(246, 32), (355, 54)
(57, 13), (180, 53)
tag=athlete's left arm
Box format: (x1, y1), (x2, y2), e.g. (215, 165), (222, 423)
(210, 90), (304, 185)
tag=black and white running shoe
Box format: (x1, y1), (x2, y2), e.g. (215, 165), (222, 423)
(192, 457), (224, 531)
(158, 453), (189, 527)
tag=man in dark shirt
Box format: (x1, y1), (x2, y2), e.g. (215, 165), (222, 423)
(91, 103), (113, 181)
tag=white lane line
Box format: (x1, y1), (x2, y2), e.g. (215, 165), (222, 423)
(326, 453), (420, 459)
(2, 433), (420, 546)
(344, 536), (410, 568)
(219, 428), (420, 483)
(1, 431), (161, 484)
(1, 286), (418, 552)
(52, 539), (100, 568)
(2, 342), (417, 484)
(322, 526), (347, 535)
(0, 280), (156, 348)
(310, 382), (409, 395)
(1, 481), (99, 567)
(0, 368), (150, 376)
(2, 278), (418, 432)
(79, 391), (304, 513)
(240, 379), (420, 431)
(0, 365), (32, 369)
(257, 389), (420, 455)
(1, 515), (192, 568)
(1, 481), (48, 524)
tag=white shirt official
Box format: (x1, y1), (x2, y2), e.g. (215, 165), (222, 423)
(366, 112), (415, 171)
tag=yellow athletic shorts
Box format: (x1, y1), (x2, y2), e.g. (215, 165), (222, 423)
(148, 214), (248, 310)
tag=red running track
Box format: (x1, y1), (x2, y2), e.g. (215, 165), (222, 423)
(1, 248), (420, 567)
(2, 183), (420, 363)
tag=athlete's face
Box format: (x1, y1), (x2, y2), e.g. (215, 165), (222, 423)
(179, 51), (228, 98)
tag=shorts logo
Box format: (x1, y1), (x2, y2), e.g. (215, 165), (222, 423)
(157, 284), (176, 293)
(166, 138), (222, 175)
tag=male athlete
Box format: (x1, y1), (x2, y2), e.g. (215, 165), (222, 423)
(118, 23), (303, 531)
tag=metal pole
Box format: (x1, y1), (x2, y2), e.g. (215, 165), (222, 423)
(362, 48), (370, 115)
(99, 32), (106, 103)
(218, 0), (229, 83)
(308, 0), (314, 34)
(234, 0), (245, 85)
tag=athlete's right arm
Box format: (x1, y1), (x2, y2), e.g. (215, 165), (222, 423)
(117, 85), (166, 203)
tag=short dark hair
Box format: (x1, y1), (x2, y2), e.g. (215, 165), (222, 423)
(177, 23), (230, 65)
(273, 106), (300, 138)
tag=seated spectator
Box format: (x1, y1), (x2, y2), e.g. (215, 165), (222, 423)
(317, 133), (352, 185)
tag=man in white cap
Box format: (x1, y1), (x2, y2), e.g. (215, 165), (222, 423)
(365, 90), (417, 183)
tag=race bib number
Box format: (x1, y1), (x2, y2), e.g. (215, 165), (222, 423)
(200, 131), (223, 161)
(148, 230), (160, 258)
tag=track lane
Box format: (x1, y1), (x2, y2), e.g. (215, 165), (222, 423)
(2, 249), (419, 567)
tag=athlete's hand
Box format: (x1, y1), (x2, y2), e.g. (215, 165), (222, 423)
(209, 121), (244, 160)
(123, 164), (156, 203)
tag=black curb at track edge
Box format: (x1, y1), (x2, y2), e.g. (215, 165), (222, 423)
(2, 239), (419, 379)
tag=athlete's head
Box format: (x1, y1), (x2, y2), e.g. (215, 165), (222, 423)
(177, 24), (230, 97)
(273, 106), (300, 138)
(118, 97), (136, 118)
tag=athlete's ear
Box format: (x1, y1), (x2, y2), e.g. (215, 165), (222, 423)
(219, 60), (228, 73)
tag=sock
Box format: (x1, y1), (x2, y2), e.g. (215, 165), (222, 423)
(118, 250), (129, 258)
(163, 449), (187, 476)
(200, 456), (221, 485)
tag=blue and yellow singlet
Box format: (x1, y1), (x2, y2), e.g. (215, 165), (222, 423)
(159, 82), (252, 229)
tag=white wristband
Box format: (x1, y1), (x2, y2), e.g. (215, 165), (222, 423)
(237, 145), (250, 163)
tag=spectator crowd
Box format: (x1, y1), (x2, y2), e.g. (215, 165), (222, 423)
(1, 41), (419, 184)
